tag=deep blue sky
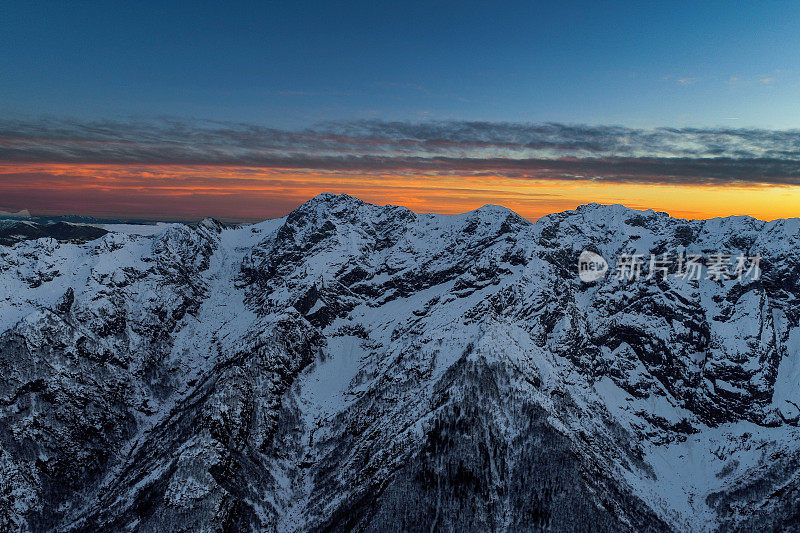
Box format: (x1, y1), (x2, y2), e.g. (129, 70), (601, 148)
(2, 0), (799, 128)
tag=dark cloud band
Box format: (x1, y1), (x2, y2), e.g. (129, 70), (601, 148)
(2, 117), (800, 185)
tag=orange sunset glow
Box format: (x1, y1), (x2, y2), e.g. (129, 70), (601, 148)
(2, 162), (799, 222)
(7, 3), (800, 531)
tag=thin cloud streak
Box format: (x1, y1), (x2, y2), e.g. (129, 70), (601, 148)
(2, 118), (800, 186)
(3, 118), (800, 222)
(3, 163), (799, 223)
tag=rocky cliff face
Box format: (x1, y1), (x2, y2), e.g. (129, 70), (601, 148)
(1, 193), (799, 532)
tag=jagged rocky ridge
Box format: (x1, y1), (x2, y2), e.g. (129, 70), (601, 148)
(1, 193), (799, 532)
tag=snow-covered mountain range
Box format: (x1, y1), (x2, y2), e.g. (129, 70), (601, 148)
(1, 193), (799, 532)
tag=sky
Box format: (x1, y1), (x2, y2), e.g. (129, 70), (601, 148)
(2, 1), (800, 221)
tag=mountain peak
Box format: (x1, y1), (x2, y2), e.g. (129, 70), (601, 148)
(472, 203), (515, 216)
(304, 192), (363, 206)
(3, 193), (800, 531)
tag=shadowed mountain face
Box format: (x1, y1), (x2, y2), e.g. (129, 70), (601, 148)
(0, 220), (108, 246)
(1, 194), (799, 532)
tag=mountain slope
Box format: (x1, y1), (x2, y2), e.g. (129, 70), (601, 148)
(0, 220), (108, 246)
(0, 194), (799, 531)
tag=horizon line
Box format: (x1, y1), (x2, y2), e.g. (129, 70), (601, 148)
(3, 192), (791, 226)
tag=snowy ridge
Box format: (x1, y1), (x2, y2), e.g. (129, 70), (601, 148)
(1, 193), (799, 531)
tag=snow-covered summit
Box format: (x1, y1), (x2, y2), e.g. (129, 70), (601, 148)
(1, 194), (799, 531)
